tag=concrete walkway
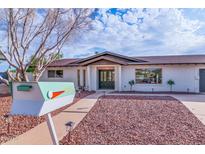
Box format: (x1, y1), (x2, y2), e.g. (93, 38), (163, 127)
(171, 94), (205, 125)
(107, 93), (205, 125)
(4, 92), (103, 145)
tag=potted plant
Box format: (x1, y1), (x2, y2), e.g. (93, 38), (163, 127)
(128, 80), (135, 91)
(167, 79), (175, 92)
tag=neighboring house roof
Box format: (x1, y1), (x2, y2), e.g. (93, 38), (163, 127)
(48, 52), (205, 67)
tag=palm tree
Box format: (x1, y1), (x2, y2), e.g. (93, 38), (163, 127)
(167, 79), (175, 92)
(128, 80), (135, 91)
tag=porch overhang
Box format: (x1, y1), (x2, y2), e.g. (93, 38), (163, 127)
(75, 51), (146, 66)
(78, 56), (128, 66)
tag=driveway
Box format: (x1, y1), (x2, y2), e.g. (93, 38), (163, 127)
(171, 94), (205, 125)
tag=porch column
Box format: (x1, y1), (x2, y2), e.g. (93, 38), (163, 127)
(79, 68), (83, 87)
(87, 65), (91, 91)
(118, 65), (122, 91)
(93, 66), (97, 90)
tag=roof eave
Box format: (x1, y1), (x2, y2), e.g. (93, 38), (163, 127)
(128, 62), (205, 65)
(75, 51), (146, 64)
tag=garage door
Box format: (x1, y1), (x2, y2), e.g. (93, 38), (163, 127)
(199, 69), (205, 92)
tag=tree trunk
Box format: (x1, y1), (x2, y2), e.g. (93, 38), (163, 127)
(34, 72), (41, 82)
(34, 74), (40, 82)
(34, 67), (47, 82)
(21, 69), (29, 82)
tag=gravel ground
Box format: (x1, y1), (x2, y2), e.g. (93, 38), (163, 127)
(0, 91), (94, 144)
(60, 95), (205, 145)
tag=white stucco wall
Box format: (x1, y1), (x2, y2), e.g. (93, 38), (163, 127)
(41, 64), (205, 93)
(121, 64), (205, 93)
(40, 67), (77, 89)
(40, 67), (87, 90)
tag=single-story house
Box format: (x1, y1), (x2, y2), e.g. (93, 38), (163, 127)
(40, 51), (205, 93)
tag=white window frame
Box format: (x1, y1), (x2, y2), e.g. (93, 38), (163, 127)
(135, 68), (162, 84)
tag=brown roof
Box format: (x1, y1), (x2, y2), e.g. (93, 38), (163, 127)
(48, 51), (145, 67)
(48, 58), (79, 67)
(133, 55), (205, 65)
(48, 52), (205, 67)
(76, 51), (145, 63)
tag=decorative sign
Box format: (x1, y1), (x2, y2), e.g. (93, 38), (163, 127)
(47, 90), (65, 99)
(17, 85), (32, 91)
(10, 82), (75, 116)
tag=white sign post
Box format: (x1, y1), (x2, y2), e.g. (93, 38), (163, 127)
(46, 113), (59, 145)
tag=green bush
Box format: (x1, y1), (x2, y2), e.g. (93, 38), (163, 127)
(167, 79), (175, 92)
(128, 80), (135, 91)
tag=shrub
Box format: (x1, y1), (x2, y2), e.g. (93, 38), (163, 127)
(128, 80), (135, 91)
(167, 79), (175, 92)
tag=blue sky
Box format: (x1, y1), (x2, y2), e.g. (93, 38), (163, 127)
(1, 8), (205, 71)
(65, 8), (205, 58)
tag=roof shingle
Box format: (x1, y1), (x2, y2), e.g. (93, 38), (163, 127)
(48, 58), (79, 67)
(48, 52), (205, 67)
(133, 55), (205, 65)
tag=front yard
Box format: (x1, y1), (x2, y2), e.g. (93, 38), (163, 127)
(0, 91), (94, 144)
(60, 95), (205, 145)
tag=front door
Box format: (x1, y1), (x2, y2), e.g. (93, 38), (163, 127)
(99, 70), (115, 89)
(200, 69), (205, 92)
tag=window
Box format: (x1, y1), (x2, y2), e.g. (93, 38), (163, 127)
(48, 70), (63, 78)
(135, 68), (162, 84)
(48, 70), (55, 78)
(56, 70), (63, 78)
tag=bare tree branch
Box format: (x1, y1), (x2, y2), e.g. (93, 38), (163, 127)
(0, 8), (93, 82)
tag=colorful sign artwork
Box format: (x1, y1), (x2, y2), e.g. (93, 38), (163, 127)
(47, 90), (65, 99)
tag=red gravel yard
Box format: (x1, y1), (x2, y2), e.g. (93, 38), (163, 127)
(60, 95), (205, 145)
(0, 91), (94, 144)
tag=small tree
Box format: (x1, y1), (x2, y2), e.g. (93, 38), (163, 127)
(0, 8), (93, 84)
(167, 79), (175, 92)
(128, 80), (135, 91)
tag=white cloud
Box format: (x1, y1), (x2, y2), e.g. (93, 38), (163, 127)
(63, 8), (205, 58)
